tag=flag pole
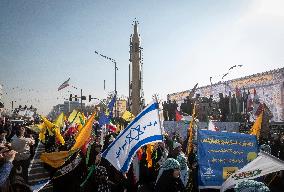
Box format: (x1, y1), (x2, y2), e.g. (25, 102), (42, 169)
(186, 101), (196, 156)
(267, 172), (278, 186)
(154, 94), (164, 138)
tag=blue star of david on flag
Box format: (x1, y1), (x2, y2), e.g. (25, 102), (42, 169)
(126, 125), (144, 144)
(101, 101), (163, 173)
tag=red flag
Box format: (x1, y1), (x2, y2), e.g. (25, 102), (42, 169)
(175, 110), (183, 121)
(106, 123), (117, 132)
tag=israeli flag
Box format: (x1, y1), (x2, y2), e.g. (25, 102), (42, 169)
(102, 101), (163, 173)
(31, 179), (51, 192)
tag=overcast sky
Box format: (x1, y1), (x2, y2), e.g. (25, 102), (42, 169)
(1, 0), (283, 115)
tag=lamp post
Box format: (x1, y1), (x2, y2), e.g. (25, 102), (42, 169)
(94, 51), (118, 117)
(89, 95), (108, 114)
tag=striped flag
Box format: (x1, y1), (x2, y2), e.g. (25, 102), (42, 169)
(31, 179), (51, 192)
(106, 122), (117, 132)
(58, 78), (70, 91)
(102, 101), (163, 173)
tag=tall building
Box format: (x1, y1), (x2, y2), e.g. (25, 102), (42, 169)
(129, 20), (144, 116)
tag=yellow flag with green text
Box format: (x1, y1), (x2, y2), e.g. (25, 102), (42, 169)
(54, 112), (65, 129)
(40, 116), (65, 145)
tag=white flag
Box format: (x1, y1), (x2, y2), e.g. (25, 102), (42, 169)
(31, 179), (51, 192)
(221, 151), (284, 192)
(208, 120), (219, 131)
(102, 101), (163, 173)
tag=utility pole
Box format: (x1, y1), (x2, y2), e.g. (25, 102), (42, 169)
(69, 90), (86, 111)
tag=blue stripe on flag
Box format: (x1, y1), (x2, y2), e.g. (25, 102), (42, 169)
(120, 134), (163, 173)
(102, 102), (158, 158)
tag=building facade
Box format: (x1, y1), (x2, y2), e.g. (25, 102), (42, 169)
(50, 101), (85, 118)
(168, 68), (284, 122)
(114, 99), (127, 117)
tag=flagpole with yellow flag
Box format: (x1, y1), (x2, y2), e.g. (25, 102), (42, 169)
(250, 109), (264, 139)
(40, 112), (96, 168)
(186, 102), (196, 156)
(71, 112), (96, 151)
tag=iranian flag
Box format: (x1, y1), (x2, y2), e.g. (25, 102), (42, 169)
(106, 122), (117, 132)
(58, 78), (70, 91)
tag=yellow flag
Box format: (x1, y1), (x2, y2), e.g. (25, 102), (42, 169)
(54, 127), (65, 145)
(37, 122), (47, 142)
(122, 110), (135, 121)
(54, 112), (64, 129)
(71, 112), (96, 151)
(40, 115), (65, 145)
(40, 151), (69, 168)
(146, 143), (154, 168)
(38, 122), (46, 130)
(250, 110), (264, 139)
(41, 116), (55, 136)
(39, 130), (46, 143)
(186, 103), (196, 156)
(68, 109), (79, 123)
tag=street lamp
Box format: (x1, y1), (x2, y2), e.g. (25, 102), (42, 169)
(94, 51), (118, 117)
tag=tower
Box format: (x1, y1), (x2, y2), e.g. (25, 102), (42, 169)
(129, 20), (144, 116)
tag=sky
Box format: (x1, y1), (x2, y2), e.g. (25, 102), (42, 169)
(0, 0), (284, 115)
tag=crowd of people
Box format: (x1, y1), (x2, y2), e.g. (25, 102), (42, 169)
(0, 118), (36, 191)
(164, 89), (270, 123)
(0, 114), (199, 192)
(0, 99), (284, 192)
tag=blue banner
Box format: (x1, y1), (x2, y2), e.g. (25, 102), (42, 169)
(197, 130), (258, 189)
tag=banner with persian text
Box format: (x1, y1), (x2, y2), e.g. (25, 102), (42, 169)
(197, 129), (258, 189)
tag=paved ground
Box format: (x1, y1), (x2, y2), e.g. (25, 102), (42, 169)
(28, 143), (53, 192)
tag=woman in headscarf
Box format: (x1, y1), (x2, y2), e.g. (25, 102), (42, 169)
(94, 166), (111, 192)
(155, 158), (185, 192)
(177, 153), (189, 187)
